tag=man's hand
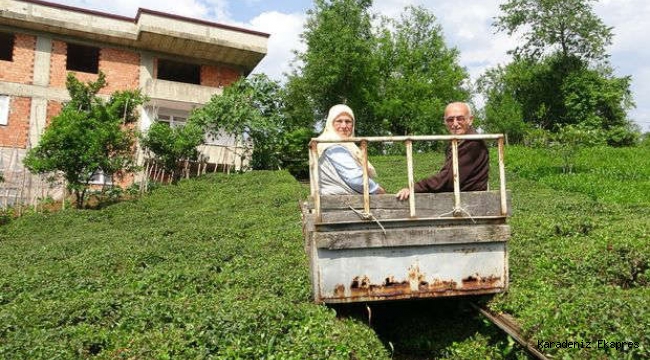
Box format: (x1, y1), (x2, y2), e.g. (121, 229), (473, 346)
(395, 188), (411, 201)
(375, 186), (387, 195)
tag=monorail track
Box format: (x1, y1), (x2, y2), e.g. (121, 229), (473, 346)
(470, 302), (549, 360)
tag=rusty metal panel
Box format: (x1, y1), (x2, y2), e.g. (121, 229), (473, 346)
(314, 242), (507, 303)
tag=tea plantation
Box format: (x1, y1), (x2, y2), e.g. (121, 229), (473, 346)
(1, 146), (648, 359)
(0, 172), (388, 359)
(370, 145), (649, 359)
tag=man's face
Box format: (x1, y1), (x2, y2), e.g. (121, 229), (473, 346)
(443, 104), (473, 135)
(333, 113), (354, 138)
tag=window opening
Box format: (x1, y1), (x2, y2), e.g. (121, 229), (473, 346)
(0, 33), (14, 61)
(89, 170), (112, 185)
(157, 59), (200, 84)
(156, 114), (187, 128)
(66, 43), (99, 73)
(0, 95), (9, 126)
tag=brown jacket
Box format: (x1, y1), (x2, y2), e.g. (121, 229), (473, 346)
(414, 128), (489, 193)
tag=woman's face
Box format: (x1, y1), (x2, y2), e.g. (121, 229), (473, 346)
(333, 113), (354, 138)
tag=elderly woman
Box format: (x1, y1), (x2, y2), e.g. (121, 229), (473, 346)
(316, 104), (386, 195)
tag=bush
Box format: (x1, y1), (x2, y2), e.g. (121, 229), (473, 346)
(548, 125), (606, 173)
(280, 127), (316, 179)
(605, 125), (640, 147)
(0, 208), (12, 225)
(641, 132), (650, 147)
(523, 127), (552, 148)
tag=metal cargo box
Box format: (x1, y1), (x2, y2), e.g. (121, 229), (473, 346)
(301, 191), (510, 304)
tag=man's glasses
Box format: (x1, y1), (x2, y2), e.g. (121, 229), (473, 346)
(444, 115), (467, 124)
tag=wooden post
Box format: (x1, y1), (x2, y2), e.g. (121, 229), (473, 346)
(498, 137), (507, 216)
(309, 140), (321, 220)
(61, 178), (66, 210)
(405, 140), (416, 217)
(451, 139), (461, 215)
(360, 140), (370, 215)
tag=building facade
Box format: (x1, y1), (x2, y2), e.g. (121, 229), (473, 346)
(0, 0), (269, 206)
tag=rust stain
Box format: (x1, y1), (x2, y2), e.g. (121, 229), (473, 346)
(420, 278), (458, 292)
(350, 275), (371, 289)
(331, 272), (503, 301)
(407, 264), (427, 284)
(461, 274), (500, 290)
(333, 284), (345, 297)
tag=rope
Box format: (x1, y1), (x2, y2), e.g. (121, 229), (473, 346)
(348, 205), (387, 235)
(436, 206), (477, 223)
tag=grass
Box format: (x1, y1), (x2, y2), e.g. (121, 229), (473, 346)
(1, 144), (648, 359)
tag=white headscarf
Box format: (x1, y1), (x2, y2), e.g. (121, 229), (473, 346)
(316, 104), (376, 177)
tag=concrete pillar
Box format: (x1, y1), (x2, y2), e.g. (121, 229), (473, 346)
(28, 98), (47, 149)
(29, 36), (52, 147)
(33, 36), (52, 86)
(139, 52), (154, 89)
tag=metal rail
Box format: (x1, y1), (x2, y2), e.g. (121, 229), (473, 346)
(309, 134), (507, 221)
(470, 302), (549, 360)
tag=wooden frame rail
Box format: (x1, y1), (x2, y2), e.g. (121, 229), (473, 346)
(308, 134), (507, 221)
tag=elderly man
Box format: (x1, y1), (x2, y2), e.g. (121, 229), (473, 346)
(396, 102), (489, 200)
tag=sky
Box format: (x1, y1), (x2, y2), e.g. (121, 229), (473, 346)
(43, 0), (650, 132)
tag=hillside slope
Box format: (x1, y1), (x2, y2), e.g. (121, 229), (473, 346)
(1, 145), (648, 359)
(0, 171), (389, 359)
(369, 145), (649, 359)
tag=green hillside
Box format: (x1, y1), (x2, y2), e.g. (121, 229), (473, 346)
(369, 145), (650, 359)
(0, 171), (388, 359)
(1, 146), (648, 359)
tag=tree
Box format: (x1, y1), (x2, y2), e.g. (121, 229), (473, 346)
(478, 54), (634, 139)
(478, 89), (527, 144)
(495, 0), (613, 61)
(375, 6), (469, 138)
(190, 74), (287, 171)
(483, 0), (636, 142)
(140, 121), (204, 182)
(285, 0), (380, 134)
(24, 72), (145, 208)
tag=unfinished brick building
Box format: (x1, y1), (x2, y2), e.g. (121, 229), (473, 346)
(0, 0), (269, 206)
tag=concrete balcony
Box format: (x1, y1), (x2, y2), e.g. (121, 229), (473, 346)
(141, 79), (223, 106)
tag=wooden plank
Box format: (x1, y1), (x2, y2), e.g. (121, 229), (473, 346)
(314, 224), (510, 249)
(314, 215), (507, 232)
(320, 207), (505, 223)
(308, 191), (511, 213)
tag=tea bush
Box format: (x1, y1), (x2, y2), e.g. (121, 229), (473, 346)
(0, 171), (389, 359)
(368, 144), (649, 359)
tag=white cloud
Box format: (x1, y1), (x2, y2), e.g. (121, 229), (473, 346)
(249, 11), (306, 81)
(594, 1), (650, 130)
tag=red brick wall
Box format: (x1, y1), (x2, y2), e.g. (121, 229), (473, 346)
(200, 64), (241, 87)
(99, 47), (140, 91)
(46, 101), (63, 126)
(50, 41), (140, 93)
(218, 65), (241, 87)
(0, 34), (36, 84)
(0, 97), (30, 148)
